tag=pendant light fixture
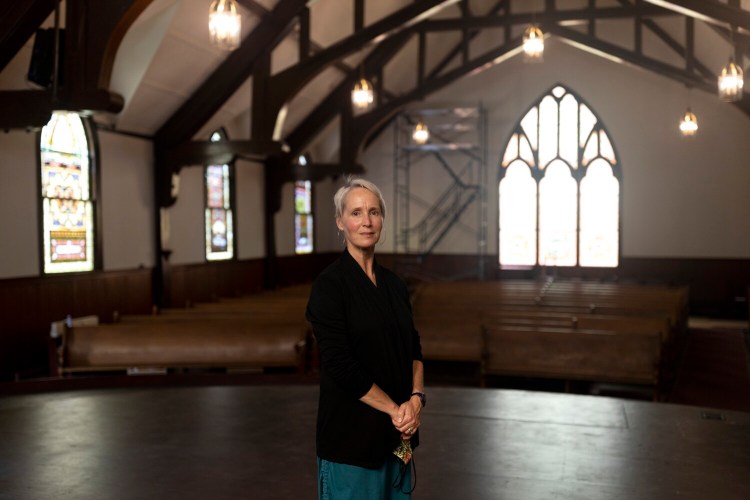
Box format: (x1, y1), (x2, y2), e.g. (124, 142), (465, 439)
(522, 25), (545, 62)
(412, 120), (429, 144)
(209, 0), (241, 51)
(351, 66), (374, 110)
(717, 57), (743, 102)
(679, 108), (698, 137)
(718, 25), (743, 102)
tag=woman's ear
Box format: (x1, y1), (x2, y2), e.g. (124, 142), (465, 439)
(335, 217), (343, 231)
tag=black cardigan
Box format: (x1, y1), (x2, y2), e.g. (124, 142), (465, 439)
(306, 249), (423, 468)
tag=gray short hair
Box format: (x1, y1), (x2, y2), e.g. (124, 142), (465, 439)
(333, 177), (386, 219)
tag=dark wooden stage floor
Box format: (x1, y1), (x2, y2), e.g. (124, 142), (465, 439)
(1, 385), (749, 499)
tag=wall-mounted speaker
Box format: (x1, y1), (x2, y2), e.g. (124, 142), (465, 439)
(27, 28), (65, 88)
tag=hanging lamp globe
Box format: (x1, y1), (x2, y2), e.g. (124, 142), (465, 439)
(717, 57), (744, 102)
(412, 121), (429, 144)
(522, 25), (544, 62)
(679, 108), (698, 137)
(209, 0), (241, 51)
(351, 78), (374, 110)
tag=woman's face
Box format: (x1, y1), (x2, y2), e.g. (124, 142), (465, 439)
(337, 187), (383, 251)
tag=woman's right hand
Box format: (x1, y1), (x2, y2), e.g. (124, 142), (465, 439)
(392, 400), (420, 439)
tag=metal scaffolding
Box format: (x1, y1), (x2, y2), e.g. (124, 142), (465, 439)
(393, 105), (487, 279)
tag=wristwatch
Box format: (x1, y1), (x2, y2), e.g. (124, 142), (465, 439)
(411, 391), (426, 408)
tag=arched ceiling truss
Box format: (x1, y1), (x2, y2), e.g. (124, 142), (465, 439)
(1, 0), (749, 180)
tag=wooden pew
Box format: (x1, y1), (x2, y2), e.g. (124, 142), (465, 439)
(481, 310), (671, 345)
(413, 280), (686, 341)
(481, 310), (671, 392)
(416, 290), (683, 329)
(416, 308), (669, 363)
(481, 324), (662, 398)
(50, 284), (314, 377)
(57, 318), (308, 375)
(49, 315), (100, 376)
(416, 315), (482, 362)
(410, 280), (684, 397)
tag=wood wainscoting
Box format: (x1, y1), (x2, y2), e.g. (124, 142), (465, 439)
(166, 253), (338, 308)
(2, 253), (745, 382)
(0, 254), (341, 381)
(0, 268), (153, 381)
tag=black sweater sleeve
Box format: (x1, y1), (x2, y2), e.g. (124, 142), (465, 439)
(306, 269), (374, 399)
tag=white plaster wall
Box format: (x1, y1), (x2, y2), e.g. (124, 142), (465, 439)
(98, 130), (155, 270)
(274, 182), (296, 256)
(314, 177), (341, 253)
(3, 37), (750, 280)
(235, 159), (265, 260)
(360, 38), (750, 259)
(167, 157), (267, 264)
(274, 177), (343, 257)
(165, 165), (205, 265)
(0, 128), (160, 278)
(0, 131), (40, 278)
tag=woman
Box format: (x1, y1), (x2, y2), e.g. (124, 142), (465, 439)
(306, 178), (425, 499)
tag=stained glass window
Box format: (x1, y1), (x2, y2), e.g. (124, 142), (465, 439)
(294, 180), (313, 254)
(205, 131), (234, 261)
(498, 85), (620, 268)
(40, 112), (95, 274)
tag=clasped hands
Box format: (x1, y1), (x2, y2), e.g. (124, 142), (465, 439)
(391, 397), (422, 440)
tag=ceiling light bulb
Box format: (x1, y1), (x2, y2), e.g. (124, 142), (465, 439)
(351, 78), (374, 110)
(412, 121), (429, 144)
(679, 108), (698, 137)
(523, 25), (544, 62)
(718, 58), (743, 102)
(209, 0), (241, 51)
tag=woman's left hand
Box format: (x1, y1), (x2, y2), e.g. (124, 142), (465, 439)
(392, 397), (422, 439)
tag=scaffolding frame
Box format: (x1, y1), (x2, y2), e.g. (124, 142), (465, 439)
(393, 104), (488, 280)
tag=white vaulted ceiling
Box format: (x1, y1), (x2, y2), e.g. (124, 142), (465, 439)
(1, 0), (749, 158)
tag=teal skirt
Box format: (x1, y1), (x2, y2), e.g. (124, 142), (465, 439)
(317, 456), (412, 500)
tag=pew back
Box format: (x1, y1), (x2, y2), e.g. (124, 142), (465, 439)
(482, 325), (661, 386)
(60, 318), (307, 374)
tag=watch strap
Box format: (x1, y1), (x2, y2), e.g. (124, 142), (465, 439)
(411, 391), (426, 408)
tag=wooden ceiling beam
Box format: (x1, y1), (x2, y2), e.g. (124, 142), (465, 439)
(0, 0), (149, 130)
(154, 0), (308, 148)
(422, 4), (673, 31)
(550, 24), (711, 90)
(0, 0), (56, 73)
(164, 139), (283, 166)
(250, 0), (449, 149)
(341, 38), (523, 167)
(172, 0), (436, 172)
(643, 0), (750, 33)
(550, 23), (750, 114)
(284, 32), (411, 158)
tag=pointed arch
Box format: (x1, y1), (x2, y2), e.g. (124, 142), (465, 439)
(294, 177), (314, 255)
(39, 112), (98, 274)
(498, 84), (621, 268)
(205, 129), (235, 261)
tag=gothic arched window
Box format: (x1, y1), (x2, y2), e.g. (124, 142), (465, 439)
(39, 112), (97, 274)
(294, 179), (314, 254)
(499, 84), (620, 268)
(205, 130), (235, 261)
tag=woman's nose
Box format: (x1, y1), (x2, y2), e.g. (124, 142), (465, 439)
(362, 213), (371, 225)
